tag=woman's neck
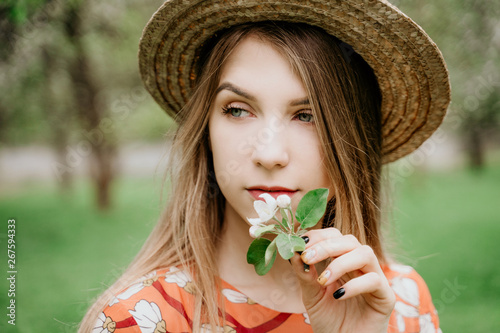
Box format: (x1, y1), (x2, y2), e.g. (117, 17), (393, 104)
(217, 204), (307, 313)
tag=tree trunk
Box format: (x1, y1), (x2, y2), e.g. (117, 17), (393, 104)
(64, 0), (115, 210)
(41, 46), (73, 192)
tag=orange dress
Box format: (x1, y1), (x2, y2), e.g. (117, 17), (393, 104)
(92, 264), (440, 333)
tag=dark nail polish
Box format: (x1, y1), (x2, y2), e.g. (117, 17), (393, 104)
(333, 288), (345, 299)
(303, 263), (310, 272)
(301, 236), (310, 244)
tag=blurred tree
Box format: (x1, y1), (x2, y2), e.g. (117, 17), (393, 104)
(1, 0), (172, 209)
(41, 44), (74, 191)
(396, 0), (500, 169)
(0, 1), (19, 143)
(459, 0), (500, 169)
(0, 0), (76, 151)
(62, 0), (116, 209)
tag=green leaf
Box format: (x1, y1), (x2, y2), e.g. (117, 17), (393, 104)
(265, 238), (277, 266)
(247, 238), (276, 276)
(295, 188), (329, 229)
(254, 224), (276, 238)
(276, 234), (306, 260)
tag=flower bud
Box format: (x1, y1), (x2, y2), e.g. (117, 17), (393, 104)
(276, 195), (291, 208)
(249, 225), (260, 238)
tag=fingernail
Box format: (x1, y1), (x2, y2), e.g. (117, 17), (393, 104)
(317, 270), (331, 285)
(303, 263), (310, 272)
(301, 236), (310, 244)
(301, 249), (315, 263)
(333, 288), (345, 299)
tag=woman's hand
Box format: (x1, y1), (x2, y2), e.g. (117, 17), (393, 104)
(289, 228), (395, 333)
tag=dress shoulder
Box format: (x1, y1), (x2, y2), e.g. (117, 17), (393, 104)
(384, 264), (442, 333)
(92, 267), (197, 333)
(92, 265), (441, 333)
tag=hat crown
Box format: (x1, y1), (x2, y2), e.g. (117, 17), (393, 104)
(139, 0), (450, 163)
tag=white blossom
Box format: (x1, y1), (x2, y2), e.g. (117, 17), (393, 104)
(249, 225), (260, 238)
(276, 194), (291, 208)
(247, 193), (278, 225)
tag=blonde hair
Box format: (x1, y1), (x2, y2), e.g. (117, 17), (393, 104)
(79, 21), (384, 332)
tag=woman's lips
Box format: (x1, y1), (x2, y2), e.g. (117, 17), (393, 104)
(247, 187), (297, 200)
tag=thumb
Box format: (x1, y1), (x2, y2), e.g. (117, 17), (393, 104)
(290, 253), (326, 309)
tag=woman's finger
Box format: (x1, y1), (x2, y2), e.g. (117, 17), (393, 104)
(331, 271), (395, 307)
(300, 234), (361, 265)
(315, 245), (383, 287)
(301, 228), (343, 246)
(289, 253), (328, 309)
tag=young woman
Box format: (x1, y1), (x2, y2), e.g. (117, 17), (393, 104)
(81, 1), (450, 332)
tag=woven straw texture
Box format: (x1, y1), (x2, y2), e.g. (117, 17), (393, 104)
(139, 0), (451, 163)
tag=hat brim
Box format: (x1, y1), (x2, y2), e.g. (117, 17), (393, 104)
(139, 0), (451, 163)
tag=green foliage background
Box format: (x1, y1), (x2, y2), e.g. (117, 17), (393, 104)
(1, 0), (499, 148)
(1, 0), (500, 332)
(1, 165), (500, 332)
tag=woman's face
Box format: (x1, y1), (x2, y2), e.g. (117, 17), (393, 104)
(208, 35), (334, 226)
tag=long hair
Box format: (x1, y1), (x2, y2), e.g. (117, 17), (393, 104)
(79, 21), (383, 332)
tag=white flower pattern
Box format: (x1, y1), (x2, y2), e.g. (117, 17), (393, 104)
(129, 300), (166, 333)
(109, 272), (158, 306)
(394, 301), (419, 332)
(92, 312), (116, 333)
(389, 265), (439, 333)
(164, 267), (196, 294)
(98, 266), (438, 333)
(222, 288), (256, 304)
(389, 264), (414, 275)
(302, 312), (311, 325)
(419, 313), (436, 333)
(391, 276), (420, 306)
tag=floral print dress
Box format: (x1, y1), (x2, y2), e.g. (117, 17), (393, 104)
(92, 264), (440, 333)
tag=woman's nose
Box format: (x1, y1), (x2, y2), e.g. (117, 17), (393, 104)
(250, 127), (289, 170)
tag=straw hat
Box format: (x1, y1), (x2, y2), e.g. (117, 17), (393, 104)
(138, 0), (450, 163)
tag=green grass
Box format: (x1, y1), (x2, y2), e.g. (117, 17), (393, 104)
(389, 164), (500, 331)
(0, 165), (499, 332)
(0, 178), (163, 333)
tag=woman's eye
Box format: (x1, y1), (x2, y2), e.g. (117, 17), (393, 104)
(222, 106), (250, 118)
(296, 112), (314, 123)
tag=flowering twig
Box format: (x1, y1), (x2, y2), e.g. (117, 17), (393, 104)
(246, 188), (329, 275)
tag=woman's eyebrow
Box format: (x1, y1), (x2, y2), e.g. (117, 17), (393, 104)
(215, 81), (309, 106)
(290, 97), (310, 106)
(215, 82), (255, 101)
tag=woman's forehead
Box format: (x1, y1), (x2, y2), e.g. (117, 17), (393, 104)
(217, 36), (307, 102)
